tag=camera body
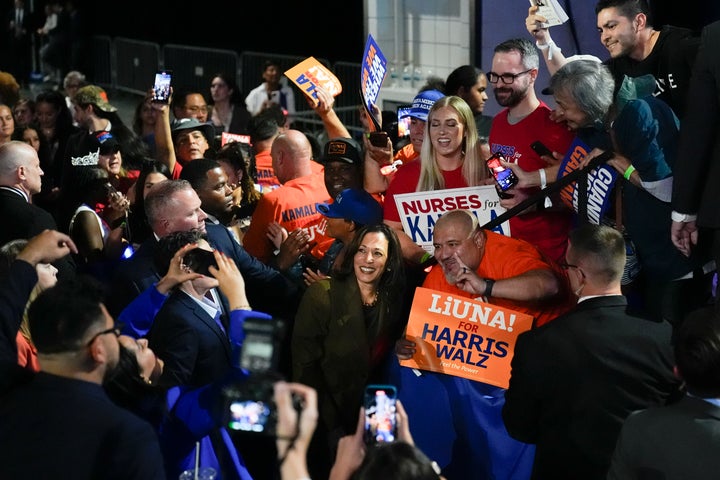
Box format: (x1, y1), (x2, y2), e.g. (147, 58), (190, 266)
(222, 317), (289, 436)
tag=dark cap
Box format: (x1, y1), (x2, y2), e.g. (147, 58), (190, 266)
(94, 130), (120, 155)
(317, 188), (382, 226)
(171, 117), (216, 142)
(319, 137), (362, 165)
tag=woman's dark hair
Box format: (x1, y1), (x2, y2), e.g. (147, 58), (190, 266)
(210, 72), (243, 105)
(104, 345), (153, 409)
(34, 89), (75, 140)
(445, 65), (482, 96)
(337, 223), (405, 301)
(215, 142), (261, 207)
(351, 442), (440, 480)
(12, 123), (53, 166)
(127, 160), (170, 244)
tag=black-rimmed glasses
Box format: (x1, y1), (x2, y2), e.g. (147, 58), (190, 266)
(487, 69), (534, 85)
(85, 324), (123, 347)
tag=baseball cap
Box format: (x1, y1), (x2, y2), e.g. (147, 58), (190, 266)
(171, 117), (216, 143)
(74, 85), (117, 112)
(317, 188), (383, 226)
(319, 138), (362, 165)
(400, 89), (445, 122)
(94, 130), (120, 155)
(541, 54), (603, 95)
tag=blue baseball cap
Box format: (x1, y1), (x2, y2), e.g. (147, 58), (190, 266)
(317, 188), (382, 226)
(399, 89), (445, 122)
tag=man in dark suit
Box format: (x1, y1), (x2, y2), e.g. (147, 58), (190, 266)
(108, 179), (300, 320)
(671, 20), (720, 312)
(0, 141), (75, 280)
(503, 224), (682, 480)
(148, 230), (236, 388)
(0, 240), (165, 479)
(608, 306), (720, 479)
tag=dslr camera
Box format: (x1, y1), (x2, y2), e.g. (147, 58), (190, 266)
(221, 316), (294, 436)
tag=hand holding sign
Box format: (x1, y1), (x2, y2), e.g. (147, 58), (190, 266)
(285, 57), (342, 107)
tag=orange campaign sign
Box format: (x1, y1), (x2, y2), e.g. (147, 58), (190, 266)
(284, 57), (343, 106)
(400, 287), (534, 389)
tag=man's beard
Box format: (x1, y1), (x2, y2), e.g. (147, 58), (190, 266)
(494, 85), (527, 108)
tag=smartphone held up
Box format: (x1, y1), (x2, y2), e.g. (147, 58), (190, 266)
(151, 70), (173, 104)
(486, 153), (518, 197)
(364, 384), (398, 446)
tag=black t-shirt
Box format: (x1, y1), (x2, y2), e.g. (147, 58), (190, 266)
(605, 25), (700, 118)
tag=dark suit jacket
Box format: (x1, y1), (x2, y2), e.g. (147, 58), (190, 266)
(608, 395), (720, 479)
(672, 20), (720, 227)
(502, 296), (681, 480)
(0, 261), (36, 368)
(148, 289), (233, 388)
(107, 223), (300, 318)
(0, 188), (75, 280)
(0, 372), (165, 479)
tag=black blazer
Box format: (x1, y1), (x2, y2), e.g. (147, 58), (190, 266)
(608, 395), (720, 479)
(672, 20), (720, 227)
(0, 188), (75, 280)
(0, 372), (166, 479)
(502, 296), (681, 480)
(107, 223), (300, 318)
(148, 289), (233, 388)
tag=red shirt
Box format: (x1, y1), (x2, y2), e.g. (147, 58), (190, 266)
(489, 102), (575, 263)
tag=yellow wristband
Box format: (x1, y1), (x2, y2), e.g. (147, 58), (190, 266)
(623, 165), (636, 181)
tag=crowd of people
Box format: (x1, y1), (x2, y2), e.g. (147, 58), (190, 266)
(2, 0), (720, 479)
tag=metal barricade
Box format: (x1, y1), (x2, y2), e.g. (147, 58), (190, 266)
(114, 38), (160, 95)
(163, 45), (240, 95)
(332, 61), (363, 136)
(89, 35), (113, 89)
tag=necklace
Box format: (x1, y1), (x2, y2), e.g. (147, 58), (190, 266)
(362, 291), (378, 307)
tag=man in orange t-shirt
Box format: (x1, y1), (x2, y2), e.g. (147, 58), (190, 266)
(242, 130), (332, 265)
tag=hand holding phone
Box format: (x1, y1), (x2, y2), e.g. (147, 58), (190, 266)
(486, 153), (518, 196)
(530, 140), (553, 158)
(364, 384), (397, 445)
(152, 70), (172, 104)
(368, 131), (389, 148)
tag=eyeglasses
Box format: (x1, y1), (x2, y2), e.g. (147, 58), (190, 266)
(486, 69), (534, 85)
(85, 324), (123, 347)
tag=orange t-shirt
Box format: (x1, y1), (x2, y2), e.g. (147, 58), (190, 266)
(243, 171), (333, 264)
(254, 149), (281, 190)
(422, 230), (574, 327)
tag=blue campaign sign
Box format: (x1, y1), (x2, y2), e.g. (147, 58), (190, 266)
(360, 34), (388, 114)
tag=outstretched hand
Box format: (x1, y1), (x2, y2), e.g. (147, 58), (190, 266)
(16, 230), (77, 266)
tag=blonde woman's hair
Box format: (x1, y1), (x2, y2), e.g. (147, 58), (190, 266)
(416, 96), (488, 192)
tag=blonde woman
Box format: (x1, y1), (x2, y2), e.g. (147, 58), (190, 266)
(383, 96), (489, 263)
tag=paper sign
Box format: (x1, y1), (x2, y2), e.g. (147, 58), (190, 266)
(530, 0), (569, 27)
(360, 34), (387, 131)
(285, 57), (342, 106)
(556, 137), (617, 225)
(221, 132), (251, 146)
(394, 186), (511, 252)
(400, 287), (534, 389)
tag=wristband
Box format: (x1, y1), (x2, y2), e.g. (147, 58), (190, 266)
(483, 278), (495, 298)
(623, 165), (636, 181)
(538, 168), (547, 189)
(420, 252), (432, 264)
(535, 39), (561, 60)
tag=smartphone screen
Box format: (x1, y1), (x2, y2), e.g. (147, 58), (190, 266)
(228, 399), (272, 433)
(364, 385), (397, 445)
(487, 154), (518, 192)
(152, 70), (172, 104)
(397, 105), (412, 138)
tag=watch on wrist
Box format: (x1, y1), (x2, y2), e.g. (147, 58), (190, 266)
(483, 278), (495, 298)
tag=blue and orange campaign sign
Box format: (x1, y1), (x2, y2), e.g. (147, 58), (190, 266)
(400, 287), (533, 389)
(285, 57), (342, 107)
(556, 137), (617, 225)
(360, 34), (387, 131)
(394, 186), (511, 252)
